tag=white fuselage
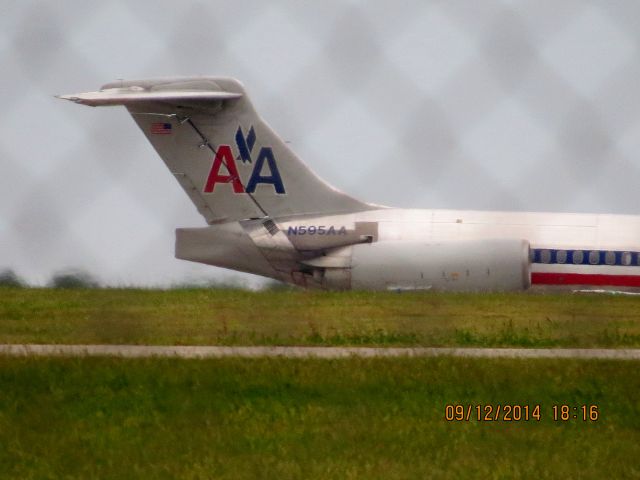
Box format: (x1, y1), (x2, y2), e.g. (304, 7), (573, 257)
(278, 208), (640, 289)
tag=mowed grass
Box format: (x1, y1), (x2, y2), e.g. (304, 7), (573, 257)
(0, 356), (638, 479)
(1, 287), (640, 347)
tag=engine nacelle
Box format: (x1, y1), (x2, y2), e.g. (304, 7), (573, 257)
(329, 239), (531, 292)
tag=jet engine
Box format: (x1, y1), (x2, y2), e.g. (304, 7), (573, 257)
(319, 239), (531, 292)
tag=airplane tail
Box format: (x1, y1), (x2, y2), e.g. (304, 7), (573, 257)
(59, 77), (374, 223)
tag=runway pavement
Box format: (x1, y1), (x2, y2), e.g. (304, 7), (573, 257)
(0, 344), (639, 359)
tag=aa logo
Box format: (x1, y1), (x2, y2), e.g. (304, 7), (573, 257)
(204, 126), (285, 194)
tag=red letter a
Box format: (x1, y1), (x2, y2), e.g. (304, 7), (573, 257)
(203, 145), (245, 193)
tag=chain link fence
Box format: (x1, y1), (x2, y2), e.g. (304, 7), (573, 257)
(1, 0), (640, 286)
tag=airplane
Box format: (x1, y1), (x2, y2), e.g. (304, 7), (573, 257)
(59, 77), (640, 292)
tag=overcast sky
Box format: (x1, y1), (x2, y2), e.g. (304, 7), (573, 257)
(2, 0), (640, 286)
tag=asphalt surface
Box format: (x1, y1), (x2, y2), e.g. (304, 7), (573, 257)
(0, 345), (639, 359)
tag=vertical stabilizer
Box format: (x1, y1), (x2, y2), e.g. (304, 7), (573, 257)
(59, 77), (375, 223)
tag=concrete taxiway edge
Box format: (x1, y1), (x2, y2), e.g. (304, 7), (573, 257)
(0, 345), (639, 359)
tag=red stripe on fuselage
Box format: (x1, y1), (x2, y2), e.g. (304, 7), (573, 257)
(531, 272), (640, 287)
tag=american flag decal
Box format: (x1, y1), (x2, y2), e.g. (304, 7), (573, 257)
(150, 122), (172, 135)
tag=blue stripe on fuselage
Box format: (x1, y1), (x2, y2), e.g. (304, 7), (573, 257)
(531, 248), (640, 266)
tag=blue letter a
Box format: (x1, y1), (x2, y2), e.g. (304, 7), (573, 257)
(246, 147), (285, 194)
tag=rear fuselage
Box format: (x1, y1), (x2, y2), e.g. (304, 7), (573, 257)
(177, 208), (640, 291)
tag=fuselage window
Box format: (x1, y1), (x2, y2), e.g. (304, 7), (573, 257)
(589, 250), (600, 265)
(573, 250), (584, 264)
(605, 251), (616, 265)
(622, 252), (632, 266)
(541, 249), (551, 264)
(556, 250), (567, 264)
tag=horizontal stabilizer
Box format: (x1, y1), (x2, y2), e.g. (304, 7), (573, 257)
(57, 88), (242, 107)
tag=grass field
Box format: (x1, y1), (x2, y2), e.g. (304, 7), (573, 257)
(1, 287), (639, 478)
(0, 356), (638, 479)
(1, 287), (640, 347)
